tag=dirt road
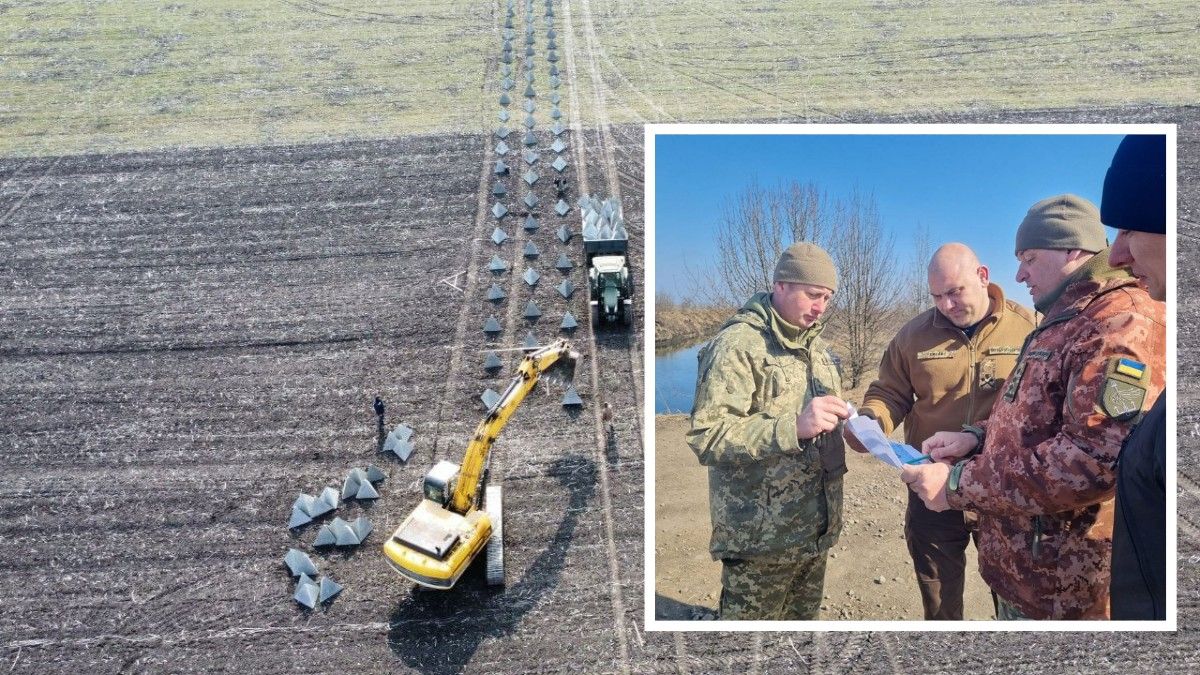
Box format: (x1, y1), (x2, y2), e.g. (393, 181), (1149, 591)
(654, 414), (994, 621)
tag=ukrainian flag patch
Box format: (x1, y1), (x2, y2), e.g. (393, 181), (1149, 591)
(1116, 358), (1147, 380)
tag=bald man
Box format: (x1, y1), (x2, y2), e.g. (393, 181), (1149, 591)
(844, 244), (1035, 620)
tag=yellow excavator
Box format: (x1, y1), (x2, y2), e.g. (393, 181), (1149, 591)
(384, 339), (579, 589)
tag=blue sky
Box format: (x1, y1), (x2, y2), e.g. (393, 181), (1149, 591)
(653, 131), (1126, 307)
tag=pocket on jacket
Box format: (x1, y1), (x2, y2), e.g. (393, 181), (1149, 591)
(818, 428), (847, 479)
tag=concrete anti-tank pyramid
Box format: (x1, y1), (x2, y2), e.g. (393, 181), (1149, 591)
(313, 524), (336, 547)
(318, 576), (343, 603)
(356, 480), (379, 500)
(484, 351), (504, 370)
(561, 385), (584, 407)
(294, 575), (319, 608)
(482, 388), (502, 410)
(366, 464), (386, 483)
(285, 549), (318, 577)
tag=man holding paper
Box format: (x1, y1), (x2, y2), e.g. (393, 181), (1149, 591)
(903, 195), (1166, 620)
(844, 244), (1035, 620)
(688, 242), (848, 620)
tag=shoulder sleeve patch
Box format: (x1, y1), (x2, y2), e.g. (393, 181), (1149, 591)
(1098, 357), (1150, 421)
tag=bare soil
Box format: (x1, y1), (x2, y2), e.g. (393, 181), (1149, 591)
(653, 414), (993, 621)
(0, 125), (648, 673)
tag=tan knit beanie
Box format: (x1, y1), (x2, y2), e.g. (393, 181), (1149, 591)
(772, 242), (838, 292)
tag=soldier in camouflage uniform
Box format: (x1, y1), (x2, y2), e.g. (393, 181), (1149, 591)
(903, 194), (1166, 620)
(688, 242), (848, 620)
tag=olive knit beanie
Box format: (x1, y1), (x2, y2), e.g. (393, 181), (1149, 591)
(1015, 194), (1107, 255)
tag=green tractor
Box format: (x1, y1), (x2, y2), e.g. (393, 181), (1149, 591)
(581, 196), (632, 327)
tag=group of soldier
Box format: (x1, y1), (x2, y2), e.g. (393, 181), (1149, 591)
(686, 135), (1168, 621)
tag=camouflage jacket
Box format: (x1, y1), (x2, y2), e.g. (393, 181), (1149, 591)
(861, 283), (1036, 447)
(945, 252), (1166, 619)
(687, 292), (845, 560)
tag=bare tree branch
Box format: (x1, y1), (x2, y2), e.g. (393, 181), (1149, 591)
(827, 189), (902, 389)
(685, 179), (828, 306)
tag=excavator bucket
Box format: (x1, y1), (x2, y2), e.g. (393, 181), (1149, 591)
(539, 344), (579, 389)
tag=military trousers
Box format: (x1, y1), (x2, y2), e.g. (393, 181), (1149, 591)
(905, 490), (980, 620)
(719, 550), (828, 620)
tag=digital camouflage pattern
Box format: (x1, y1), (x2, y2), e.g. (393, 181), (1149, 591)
(946, 253), (1166, 619)
(719, 550), (827, 620)
(688, 292), (846, 562)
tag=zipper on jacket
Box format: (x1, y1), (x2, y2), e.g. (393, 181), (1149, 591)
(966, 339), (978, 424)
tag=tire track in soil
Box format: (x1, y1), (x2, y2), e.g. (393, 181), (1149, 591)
(562, 2), (639, 672)
(428, 46), (501, 467)
(1176, 471), (1200, 545)
(0, 155), (62, 226)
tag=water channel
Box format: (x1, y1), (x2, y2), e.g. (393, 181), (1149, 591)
(654, 341), (705, 414)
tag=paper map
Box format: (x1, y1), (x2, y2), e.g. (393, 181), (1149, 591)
(845, 411), (928, 470)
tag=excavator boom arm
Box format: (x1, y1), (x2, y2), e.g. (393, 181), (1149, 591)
(449, 340), (575, 514)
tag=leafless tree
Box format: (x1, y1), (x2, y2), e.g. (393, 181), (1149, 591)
(683, 181), (902, 387)
(686, 180), (829, 306)
(903, 222), (933, 316)
(827, 190), (902, 389)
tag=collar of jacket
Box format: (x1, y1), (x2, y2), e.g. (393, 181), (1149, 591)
(930, 282), (1010, 333)
(724, 291), (824, 352)
(1035, 246), (1135, 317)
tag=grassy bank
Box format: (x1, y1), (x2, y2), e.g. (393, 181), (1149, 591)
(654, 304), (731, 352)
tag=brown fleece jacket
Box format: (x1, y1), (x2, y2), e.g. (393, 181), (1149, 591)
(859, 283), (1037, 448)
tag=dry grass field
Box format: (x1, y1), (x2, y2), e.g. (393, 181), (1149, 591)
(2, 1), (1197, 156)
